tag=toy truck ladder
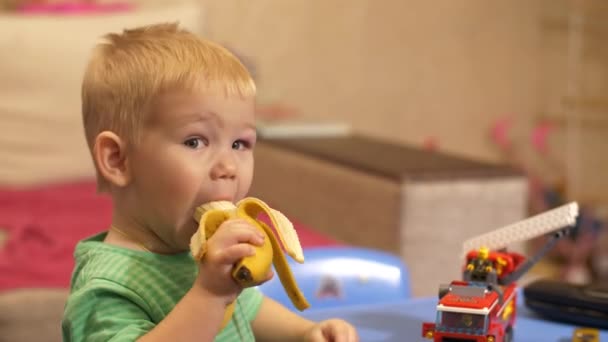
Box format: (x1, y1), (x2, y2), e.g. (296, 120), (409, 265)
(462, 202), (579, 286)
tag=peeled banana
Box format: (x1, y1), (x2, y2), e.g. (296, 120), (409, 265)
(190, 197), (310, 328)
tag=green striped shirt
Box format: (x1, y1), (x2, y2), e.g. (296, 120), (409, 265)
(62, 232), (263, 341)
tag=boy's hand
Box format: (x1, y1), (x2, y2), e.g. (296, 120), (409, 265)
(303, 319), (359, 342)
(194, 218), (267, 303)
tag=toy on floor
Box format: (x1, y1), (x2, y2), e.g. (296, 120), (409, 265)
(572, 327), (600, 342)
(422, 202), (579, 342)
(191, 197), (309, 327)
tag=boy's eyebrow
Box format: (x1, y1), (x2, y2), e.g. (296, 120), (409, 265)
(175, 112), (216, 127)
(173, 111), (226, 129)
(175, 112), (256, 130)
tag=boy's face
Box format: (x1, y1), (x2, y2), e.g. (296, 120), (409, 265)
(125, 89), (256, 251)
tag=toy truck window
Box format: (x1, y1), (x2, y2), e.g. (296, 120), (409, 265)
(436, 311), (488, 334)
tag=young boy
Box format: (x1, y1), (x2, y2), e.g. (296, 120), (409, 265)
(62, 23), (358, 342)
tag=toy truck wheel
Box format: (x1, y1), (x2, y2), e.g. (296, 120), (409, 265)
(504, 326), (514, 342)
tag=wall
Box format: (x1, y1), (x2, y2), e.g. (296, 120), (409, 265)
(2, 0), (604, 202)
(536, 0), (608, 206)
(0, 1), (205, 186)
(203, 0), (608, 207)
(203, 0), (543, 163)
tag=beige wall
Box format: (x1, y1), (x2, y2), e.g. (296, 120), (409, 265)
(1, 0), (605, 203)
(203, 0), (608, 206)
(537, 0), (608, 206)
(203, 0), (542, 162)
(0, 1), (205, 186)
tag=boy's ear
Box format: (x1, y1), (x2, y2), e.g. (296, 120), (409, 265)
(93, 131), (132, 188)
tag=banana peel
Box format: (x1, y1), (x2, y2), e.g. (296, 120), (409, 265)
(190, 197), (310, 328)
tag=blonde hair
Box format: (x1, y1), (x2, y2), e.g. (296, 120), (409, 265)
(82, 22), (256, 189)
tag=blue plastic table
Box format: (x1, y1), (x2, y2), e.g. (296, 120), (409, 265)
(302, 294), (608, 342)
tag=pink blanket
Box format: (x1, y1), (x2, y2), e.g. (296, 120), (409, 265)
(0, 181), (336, 291)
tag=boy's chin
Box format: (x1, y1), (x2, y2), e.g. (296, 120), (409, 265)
(175, 223), (198, 252)
(185, 218), (199, 233)
(174, 219), (199, 241)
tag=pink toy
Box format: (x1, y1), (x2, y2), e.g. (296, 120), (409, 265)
(490, 117), (512, 151)
(17, 1), (134, 15)
(531, 121), (554, 155)
(422, 136), (439, 152)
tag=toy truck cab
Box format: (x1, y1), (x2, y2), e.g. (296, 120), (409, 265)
(422, 282), (516, 342)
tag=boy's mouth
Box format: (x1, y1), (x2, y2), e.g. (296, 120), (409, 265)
(190, 197), (234, 222)
(210, 196), (234, 203)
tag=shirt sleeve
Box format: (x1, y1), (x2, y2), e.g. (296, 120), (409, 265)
(239, 287), (264, 322)
(62, 279), (155, 342)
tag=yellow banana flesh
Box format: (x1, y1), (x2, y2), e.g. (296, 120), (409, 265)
(190, 197), (310, 326)
(191, 204), (233, 261)
(190, 202), (237, 329)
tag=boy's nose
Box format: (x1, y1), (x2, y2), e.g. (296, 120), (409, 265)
(210, 154), (237, 180)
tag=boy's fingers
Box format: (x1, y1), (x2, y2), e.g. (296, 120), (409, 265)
(262, 269), (274, 283)
(220, 218), (249, 227)
(221, 218), (259, 233)
(224, 224), (265, 245)
(307, 329), (325, 342)
(216, 243), (256, 264)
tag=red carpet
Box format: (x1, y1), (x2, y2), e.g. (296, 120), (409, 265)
(0, 180), (337, 291)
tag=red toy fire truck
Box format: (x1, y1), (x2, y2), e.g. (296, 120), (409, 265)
(422, 202), (580, 342)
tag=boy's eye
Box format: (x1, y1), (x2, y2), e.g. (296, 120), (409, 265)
(232, 140), (250, 150)
(183, 138), (206, 149)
